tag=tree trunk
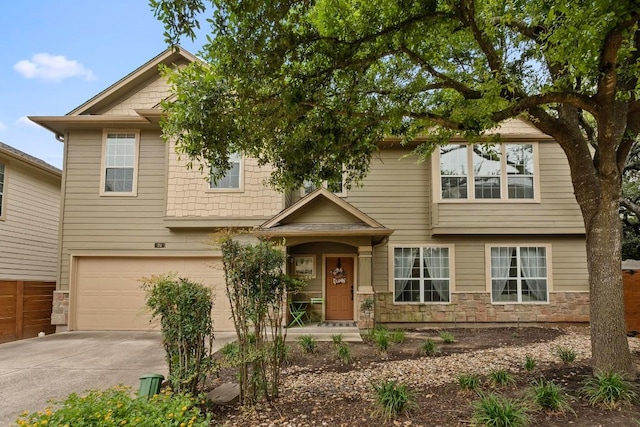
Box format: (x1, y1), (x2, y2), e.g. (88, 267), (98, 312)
(581, 175), (633, 376)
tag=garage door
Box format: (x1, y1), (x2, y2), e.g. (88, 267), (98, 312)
(74, 257), (234, 331)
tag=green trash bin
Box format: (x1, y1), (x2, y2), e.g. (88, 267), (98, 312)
(138, 373), (164, 398)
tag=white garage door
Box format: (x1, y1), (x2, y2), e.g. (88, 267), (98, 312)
(74, 257), (234, 331)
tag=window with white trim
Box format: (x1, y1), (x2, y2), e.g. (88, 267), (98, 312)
(0, 162), (5, 217)
(302, 179), (345, 197)
(210, 153), (241, 189)
(439, 143), (535, 200)
(102, 132), (138, 194)
(490, 246), (548, 303)
(394, 246), (450, 303)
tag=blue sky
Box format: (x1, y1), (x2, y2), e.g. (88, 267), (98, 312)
(0, 1), (205, 169)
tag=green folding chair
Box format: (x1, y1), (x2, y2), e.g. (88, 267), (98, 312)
(288, 301), (307, 327)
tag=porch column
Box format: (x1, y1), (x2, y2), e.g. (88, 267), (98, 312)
(357, 246), (373, 293)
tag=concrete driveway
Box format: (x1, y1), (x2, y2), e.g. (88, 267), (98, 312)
(0, 332), (167, 426)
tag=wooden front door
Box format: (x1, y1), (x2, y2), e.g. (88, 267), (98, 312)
(325, 257), (354, 320)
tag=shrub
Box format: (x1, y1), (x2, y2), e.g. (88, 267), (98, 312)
(298, 335), (317, 354)
(439, 331), (455, 343)
(420, 338), (438, 357)
(142, 274), (214, 393)
(489, 369), (515, 388)
(530, 378), (572, 413)
(336, 342), (353, 364)
(458, 374), (481, 393)
(390, 329), (407, 343)
(524, 356), (536, 372)
(371, 380), (416, 420)
(331, 333), (344, 345)
(582, 371), (638, 409)
(472, 393), (529, 427)
(373, 329), (390, 354)
(556, 347), (577, 364)
(221, 342), (240, 364)
(15, 386), (210, 427)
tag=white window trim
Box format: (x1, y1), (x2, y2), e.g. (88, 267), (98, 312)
(434, 142), (541, 203)
(388, 243), (455, 304)
(484, 243), (552, 304)
(206, 154), (244, 193)
(0, 160), (7, 220)
(99, 130), (140, 197)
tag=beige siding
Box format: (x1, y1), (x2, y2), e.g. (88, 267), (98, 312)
(59, 130), (216, 292)
(284, 200), (362, 224)
(372, 236), (588, 294)
(166, 140), (283, 218)
(0, 159), (60, 281)
(434, 141), (584, 233)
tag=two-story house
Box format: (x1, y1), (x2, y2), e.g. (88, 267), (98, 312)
(0, 142), (61, 342)
(31, 48), (588, 333)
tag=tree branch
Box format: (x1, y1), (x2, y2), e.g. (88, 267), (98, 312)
(492, 92), (598, 122)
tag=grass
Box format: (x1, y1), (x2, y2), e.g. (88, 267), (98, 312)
(524, 356), (536, 372)
(472, 393), (529, 427)
(335, 342), (352, 364)
(439, 331), (456, 343)
(298, 335), (318, 354)
(458, 374), (481, 393)
(372, 328), (391, 353)
(582, 371), (638, 409)
(331, 333), (344, 345)
(371, 380), (416, 421)
(530, 378), (573, 413)
(488, 369), (516, 388)
(390, 329), (407, 343)
(420, 338), (438, 356)
(556, 347), (577, 364)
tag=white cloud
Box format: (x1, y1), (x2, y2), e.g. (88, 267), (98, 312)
(13, 53), (95, 82)
(0, 122), (6, 131)
(15, 116), (39, 129)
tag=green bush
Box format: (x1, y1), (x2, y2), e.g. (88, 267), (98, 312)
(390, 329), (407, 343)
(420, 338), (438, 357)
(556, 347), (577, 364)
(336, 342), (353, 364)
(489, 369), (515, 388)
(15, 386), (210, 427)
(331, 333), (344, 345)
(458, 374), (481, 393)
(371, 380), (416, 421)
(298, 335), (317, 354)
(373, 329), (390, 353)
(472, 393), (529, 427)
(142, 274), (214, 394)
(524, 356), (536, 372)
(221, 342), (240, 364)
(582, 371), (638, 409)
(530, 378), (572, 413)
(439, 331), (455, 343)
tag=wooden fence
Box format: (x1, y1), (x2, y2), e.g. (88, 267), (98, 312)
(0, 280), (56, 343)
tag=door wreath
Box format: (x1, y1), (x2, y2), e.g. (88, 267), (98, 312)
(331, 258), (347, 285)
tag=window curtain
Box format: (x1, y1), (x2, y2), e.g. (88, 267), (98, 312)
(395, 248), (419, 301)
(491, 247), (513, 301)
(423, 248), (450, 301)
(519, 247), (547, 301)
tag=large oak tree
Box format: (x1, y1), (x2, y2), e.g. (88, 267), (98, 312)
(151, 0), (640, 375)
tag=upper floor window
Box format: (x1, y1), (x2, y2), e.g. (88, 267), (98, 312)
(0, 162), (5, 217)
(101, 132), (138, 195)
(489, 245), (548, 303)
(393, 246), (451, 303)
(302, 176), (347, 197)
(209, 153), (242, 190)
(439, 143), (536, 201)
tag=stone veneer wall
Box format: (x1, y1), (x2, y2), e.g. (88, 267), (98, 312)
(375, 292), (590, 324)
(51, 290), (70, 329)
(356, 293), (375, 329)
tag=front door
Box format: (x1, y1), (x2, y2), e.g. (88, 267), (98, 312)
(325, 257), (354, 320)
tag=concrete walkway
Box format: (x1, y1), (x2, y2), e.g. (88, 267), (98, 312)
(0, 331), (236, 426)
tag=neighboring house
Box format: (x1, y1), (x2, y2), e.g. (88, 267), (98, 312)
(31, 48), (589, 333)
(0, 142), (61, 342)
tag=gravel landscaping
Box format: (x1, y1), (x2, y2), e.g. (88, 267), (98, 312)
(208, 326), (640, 426)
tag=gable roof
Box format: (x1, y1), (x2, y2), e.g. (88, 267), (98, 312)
(0, 141), (61, 177)
(29, 47), (198, 138)
(258, 188), (392, 239)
